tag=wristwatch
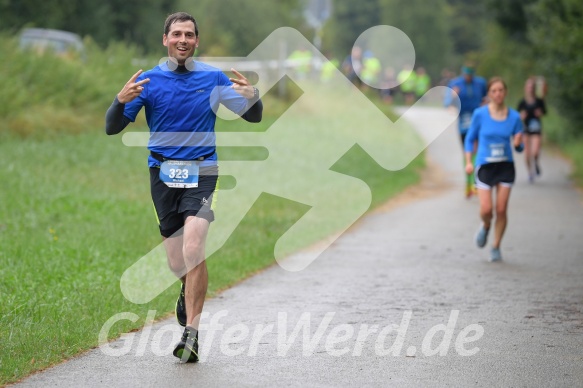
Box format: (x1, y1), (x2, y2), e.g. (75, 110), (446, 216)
(252, 87), (259, 101)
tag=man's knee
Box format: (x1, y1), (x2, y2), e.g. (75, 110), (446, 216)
(183, 241), (205, 270)
(167, 253), (186, 276)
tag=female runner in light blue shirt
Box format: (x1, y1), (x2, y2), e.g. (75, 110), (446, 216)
(464, 77), (523, 262)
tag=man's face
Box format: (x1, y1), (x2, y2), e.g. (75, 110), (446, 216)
(163, 20), (198, 65)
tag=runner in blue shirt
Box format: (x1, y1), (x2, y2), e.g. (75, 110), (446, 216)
(105, 12), (263, 363)
(464, 77), (523, 262)
(444, 64), (488, 198)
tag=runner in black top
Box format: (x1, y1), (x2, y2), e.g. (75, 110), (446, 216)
(517, 77), (546, 182)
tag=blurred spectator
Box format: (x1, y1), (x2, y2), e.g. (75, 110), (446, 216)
(289, 45), (313, 80)
(342, 46), (363, 87)
(414, 66), (431, 99)
(397, 65), (417, 105)
(320, 52), (340, 83)
(438, 68), (455, 87)
(360, 50), (382, 88)
(380, 67), (397, 104)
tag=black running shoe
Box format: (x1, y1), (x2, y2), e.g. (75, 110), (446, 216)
(535, 162), (541, 176)
(175, 282), (186, 327)
(173, 326), (199, 363)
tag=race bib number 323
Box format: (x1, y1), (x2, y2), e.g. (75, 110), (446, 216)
(159, 160), (199, 188)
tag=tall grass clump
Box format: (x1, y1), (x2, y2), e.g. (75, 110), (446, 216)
(0, 35), (155, 138)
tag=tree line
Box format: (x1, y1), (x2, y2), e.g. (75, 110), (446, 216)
(0, 0), (177, 53)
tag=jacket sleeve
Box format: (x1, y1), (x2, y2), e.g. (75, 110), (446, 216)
(105, 96), (131, 135)
(241, 98), (263, 123)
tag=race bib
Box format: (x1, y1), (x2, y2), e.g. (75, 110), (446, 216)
(460, 113), (472, 131)
(159, 160), (199, 188)
(486, 143), (508, 163)
(528, 118), (541, 132)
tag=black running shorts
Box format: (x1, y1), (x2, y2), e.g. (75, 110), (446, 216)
(150, 165), (218, 237)
(475, 162), (515, 190)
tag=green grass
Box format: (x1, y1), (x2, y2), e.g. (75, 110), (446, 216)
(0, 81), (423, 384)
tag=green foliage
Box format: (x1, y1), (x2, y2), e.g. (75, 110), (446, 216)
(321, 0), (381, 58)
(527, 0), (583, 138)
(0, 0), (178, 52)
(177, 0), (309, 57)
(474, 24), (535, 103)
(478, 0), (583, 140)
(378, 0), (453, 80)
(543, 109), (583, 185)
(487, 0), (537, 42)
(447, 0), (490, 56)
(562, 141), (583, 186)
(481, 0), (583, 140)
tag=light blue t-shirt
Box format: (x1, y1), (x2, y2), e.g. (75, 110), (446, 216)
(464, 106), (523, 167)
(123, 61), (248, 167)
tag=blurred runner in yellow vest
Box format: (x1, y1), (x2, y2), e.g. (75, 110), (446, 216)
(397, 65), (417, 105)
(360, 50), (382, 90)
(289, 45), (313, 80)
(415, 67), (431, 99)
(320, 52), (340, 83)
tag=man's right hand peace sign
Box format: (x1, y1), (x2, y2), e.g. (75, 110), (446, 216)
(117, 70), (151, 104)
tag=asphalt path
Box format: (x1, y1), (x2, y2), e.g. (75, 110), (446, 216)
(14, 107), (583, 387)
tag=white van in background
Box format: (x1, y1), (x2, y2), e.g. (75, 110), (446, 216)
(19, 28), (84, 59)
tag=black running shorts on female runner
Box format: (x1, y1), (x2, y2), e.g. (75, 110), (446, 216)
(150, 165), (218, 237)
(474, 162), (515, 190)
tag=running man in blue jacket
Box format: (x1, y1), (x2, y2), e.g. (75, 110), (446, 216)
(105, 12), (263, 363)
(444, 63), (488, 198)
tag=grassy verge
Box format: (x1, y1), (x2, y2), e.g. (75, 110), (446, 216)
(542, 107), (583, 187)
(562, 142), (583, 188)
(0, 85), (423, 384)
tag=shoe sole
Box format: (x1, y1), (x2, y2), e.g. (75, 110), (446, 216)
(173, 345), (199, 363)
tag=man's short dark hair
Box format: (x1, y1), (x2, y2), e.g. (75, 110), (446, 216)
(164, 12), (198, 37)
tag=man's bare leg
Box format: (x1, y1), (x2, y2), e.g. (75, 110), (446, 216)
(163, 215), (209, 328)
(182, 216), (210, 329)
